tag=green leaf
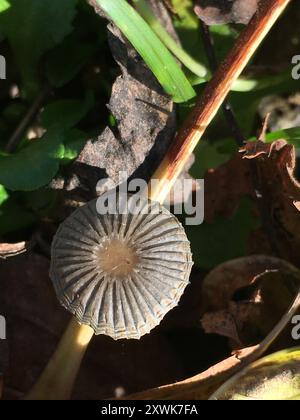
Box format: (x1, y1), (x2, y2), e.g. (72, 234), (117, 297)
(61, 129), (87, 163)
(0, 197), (35, 235)
(171, 0), (206, 66)
(0, 0), (9, 13)
(248, 127), (300, 149)
(265, 127), (300, 147)
(191, 139), (236, 178)
(186, 198), (260, 270)
(133, 0), (207, 79)
(40, 92), (94, 130)
(23, 188), (57, 216)
(0, 129), (65, 191)
(3, 102), (27, 123)
(0, 184), (8, 205)
(46, 36), (95, 88)
(96, 0), (195, 103)
(0, 0), (78, 95)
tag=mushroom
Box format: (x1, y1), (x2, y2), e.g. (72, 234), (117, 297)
(27, 0), (288, 398)
(27, 195), (192, 399)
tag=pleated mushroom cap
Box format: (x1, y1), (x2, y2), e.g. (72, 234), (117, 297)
(50, 196), (193, 340)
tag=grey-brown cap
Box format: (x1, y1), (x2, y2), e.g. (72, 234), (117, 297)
(50, 196), (193, 340)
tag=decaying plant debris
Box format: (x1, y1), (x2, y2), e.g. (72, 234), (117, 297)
(201, 255), (300, 347)
(52, 0), (177, 201)
(194, 0), (260, 25)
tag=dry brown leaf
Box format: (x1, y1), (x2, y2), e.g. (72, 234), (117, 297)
(201, 310), (242, 345)
(201, 255), (300, 348)
(241, 139), (300, 265)
(204, 153), (253, 224)
(194, 0), (260, 25)
(202, 255), (294, 309)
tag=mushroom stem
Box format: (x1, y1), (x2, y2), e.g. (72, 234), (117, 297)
(26, 318), (94, 400)
(26, 0), (290, 401)
(149, 0), (291, 203)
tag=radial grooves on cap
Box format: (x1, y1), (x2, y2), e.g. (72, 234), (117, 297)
(50, 197), (193, 340)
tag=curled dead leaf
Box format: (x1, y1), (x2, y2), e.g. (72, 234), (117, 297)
(202, 255), (296, 308)
(201, 255), (300, 348)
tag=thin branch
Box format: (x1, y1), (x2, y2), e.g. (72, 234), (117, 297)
(5, 85), (50, 153)
(149, 0), (292, 204)
(258, 112), (271, 141)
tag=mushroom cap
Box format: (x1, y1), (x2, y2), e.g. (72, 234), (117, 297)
(50, 196), (193, 340)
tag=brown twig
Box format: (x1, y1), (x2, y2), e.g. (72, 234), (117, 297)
(149, 0), (292, 204)
(258, 112), (271, 141)
(5, 85), (50, 153)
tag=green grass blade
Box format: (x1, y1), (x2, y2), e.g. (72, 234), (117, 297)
(132, 0), (207, 79)
(96, 0), (195, 103)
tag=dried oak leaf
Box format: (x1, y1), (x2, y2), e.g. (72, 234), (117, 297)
(201, 255), (300, 348)
(194, 0), (260, 25)
(241, 139), (300, 265)
(52, 1), (177, 200)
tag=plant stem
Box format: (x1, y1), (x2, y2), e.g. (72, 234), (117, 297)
(133, 0), (207, 78)
(25, 318), (94, 400)
(149, 0), (291, 203)
(5, 85), (50, 153)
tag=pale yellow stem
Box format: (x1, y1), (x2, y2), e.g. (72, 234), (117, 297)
(26, 318), (94, 400)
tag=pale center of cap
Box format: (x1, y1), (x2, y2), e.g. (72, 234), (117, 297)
(96, 239), (138, 277)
